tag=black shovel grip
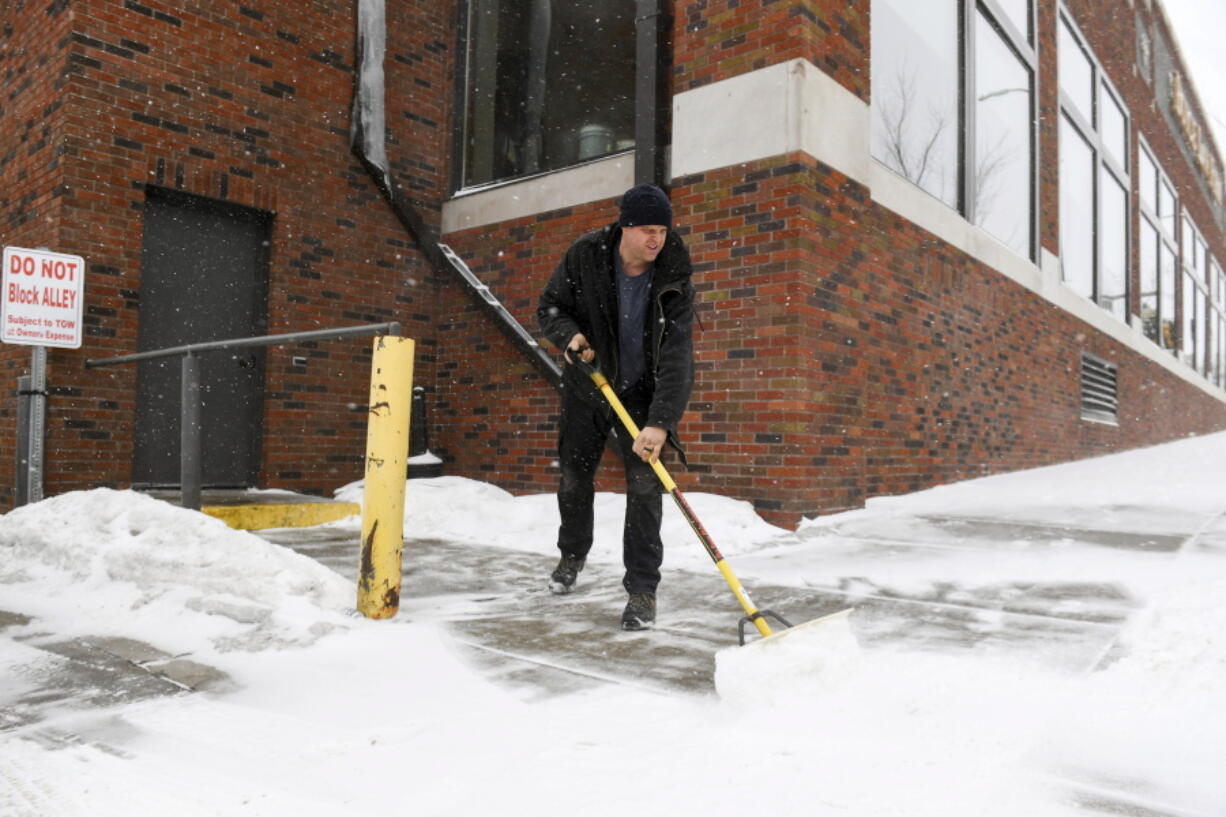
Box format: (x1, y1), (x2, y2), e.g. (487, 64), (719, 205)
(565, 344), (599, 377)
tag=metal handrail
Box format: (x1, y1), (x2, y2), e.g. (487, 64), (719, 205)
(86, 322), (402, 510)
(85, 322), (401, 367)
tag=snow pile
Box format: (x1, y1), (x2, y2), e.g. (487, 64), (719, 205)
(334, 475), (791, 567)
(1038, 569), (1226, 814)
(0, 488), (352, 652)
(835, 430), (1226, 523)
(714, 609), (862, 707)
(1105, 570), (1226, 693)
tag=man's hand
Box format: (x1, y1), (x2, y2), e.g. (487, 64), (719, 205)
(633, 426), (667, 464)
(565, 333), (595, 364)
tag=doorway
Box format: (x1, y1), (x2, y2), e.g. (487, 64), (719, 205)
(133, 186), (272, 488)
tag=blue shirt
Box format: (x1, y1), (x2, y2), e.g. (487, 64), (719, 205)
(614, 248), (654, 392)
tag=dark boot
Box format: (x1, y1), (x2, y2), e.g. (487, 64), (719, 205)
(621, 592), (656, 630)
(549, 554), (586, 594)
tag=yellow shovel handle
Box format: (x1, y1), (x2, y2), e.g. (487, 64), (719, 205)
(586, 369), (773, 638)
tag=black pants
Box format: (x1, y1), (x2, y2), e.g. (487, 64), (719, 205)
(555, 381), (663, 595)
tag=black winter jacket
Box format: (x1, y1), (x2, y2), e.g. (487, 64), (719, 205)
(537, 222), (695, 442)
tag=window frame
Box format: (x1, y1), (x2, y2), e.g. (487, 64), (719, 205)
(964, 1), (1038, 260)
(1056, 8), (1131, 321)
(1135, 136), (1180, 353)
(1214, 258), (1225, 386)
(451, 0), (640, 193)
(1180, 214), (1212, 375)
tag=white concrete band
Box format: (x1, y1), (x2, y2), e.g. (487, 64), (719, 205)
(441, 153), (635, 234)
(671, 58), (870, 186)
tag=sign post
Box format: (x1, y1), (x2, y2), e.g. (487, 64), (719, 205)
(3, 246), (87, 504)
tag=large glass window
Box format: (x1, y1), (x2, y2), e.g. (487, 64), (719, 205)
(1101, 90), (1127, 169)
(1197, 293), (1207, 375)
(1138, 146), (1157, 212)
(872, 0), (1034, 259)
(1139, 220), (1158, 340)
(871, 0), (960, 208)
(1181, 216), (1211, 374)
(1059, 116), (1094, 299)
(1211, 306), (1221, 387)
(1099, 167), (1127, 318)
(1057, 12), (1129, 320)
(1215, 259), (1225, 387)
(974, 11), (1033, 257)
(1161, 243), (1178, 349)
(461, 0), (635, 188)
(1183, 272), (1207, 372)
(1057, 17), (1093, 121)
(1159, 179), (1177, 237)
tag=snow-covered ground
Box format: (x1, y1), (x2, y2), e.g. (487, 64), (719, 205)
(2, 431), (1224, 816)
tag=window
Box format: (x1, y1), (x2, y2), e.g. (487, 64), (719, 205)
(1215, 258), (1226, 387)
(1161, 242), (1178, 349)
(1057, 12), (1129, 320)
(872, 0), (1035, 259)
(974, 10), (1033, 257)
(460, 0), (635, 188)
(1138, 146), (1157, 211)
(871, 0), (960, 208)
(1059, 117), (1094, 299)
(1217, 308), (1226, 387)
(1183, 273), (1206, 370)
(1099, 167), (1127, 318)
(1181, 216), (1210, 374)
(1139, 220), (1158, 340)
(1100, 87), (1127, 169)
(1058, 16), (1092, 120)
(1135, 139), (1178, 351)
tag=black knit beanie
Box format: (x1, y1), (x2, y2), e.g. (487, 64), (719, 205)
(618, 183), (672, 228)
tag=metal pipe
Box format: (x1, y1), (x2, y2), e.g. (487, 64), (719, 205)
(16, 375), (30, 506)
(635, 0), (671, 187)
(180, 353), (202, 511)
(27, 346), (47, 504)
(357, 335), (415, 619)
(85, 322), (402, 368)
(522, 0), (552, 173)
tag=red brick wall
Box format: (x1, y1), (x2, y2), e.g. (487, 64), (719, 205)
(1, 0), (456, 505)
(438, 0), (1226, 529)
(674, 0), (868, 101)
(2, 0), (1223, 530)
(0, 3), (73, 507)
(442, 147), (1224, 528)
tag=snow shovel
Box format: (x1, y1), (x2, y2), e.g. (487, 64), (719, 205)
(571, 354), (852, 646)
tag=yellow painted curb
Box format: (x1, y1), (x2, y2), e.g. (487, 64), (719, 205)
(202, 501), (360, 531)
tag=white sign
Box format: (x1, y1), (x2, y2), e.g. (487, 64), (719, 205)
(2, 246), (86, 349)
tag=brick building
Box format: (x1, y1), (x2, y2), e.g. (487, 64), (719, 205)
(2, 0), (1224, 527)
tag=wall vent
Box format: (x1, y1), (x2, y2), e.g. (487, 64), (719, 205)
(1081, 353), (1119, 424)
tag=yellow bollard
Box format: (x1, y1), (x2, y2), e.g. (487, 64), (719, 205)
(357, 335), (415, 619)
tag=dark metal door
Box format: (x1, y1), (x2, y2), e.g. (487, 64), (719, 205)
(133, 187), (271, 487)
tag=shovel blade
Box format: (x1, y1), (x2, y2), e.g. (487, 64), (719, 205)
(715, 609), (860, 705)
(752, 607), (855, 647)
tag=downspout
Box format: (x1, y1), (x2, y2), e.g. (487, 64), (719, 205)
(349, 0), (561, 385)
(634, 0), (672, 188)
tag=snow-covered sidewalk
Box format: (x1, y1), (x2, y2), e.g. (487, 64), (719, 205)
(2, 431), (1224, 816)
